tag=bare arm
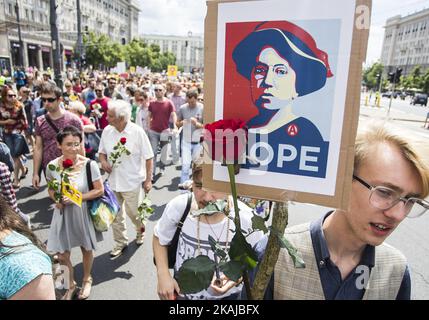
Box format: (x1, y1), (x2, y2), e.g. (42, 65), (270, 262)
(9, 274), (55, 300)
(147, 110), (152, 131)
(32, 136), (43, 189)
(171, 111), (178, 130)
(143, 158), (153, 193)
(153, 235), (180, 300)
(99, 153), (112, 174)
(82, 178), (104, 201)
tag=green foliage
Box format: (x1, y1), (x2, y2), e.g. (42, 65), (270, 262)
(193, 200), (228, 217)
(271, 227), (305, 269)
(228, 232), (258, 270)
(251, 214), (268, 234)
(83, 33), (177, 71)
(362, 62), (384, 90)
(176, 256), (216, 294)
(219, 260), (244, 283)
(137, 195), (154, 223)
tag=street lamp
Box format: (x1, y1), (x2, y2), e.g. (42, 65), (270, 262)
(49, 0), (63, 88)
(14, 0), (24, 67)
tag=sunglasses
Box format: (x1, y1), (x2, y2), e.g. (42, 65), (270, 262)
(41, 97), (57, 103)
(154, 89), (163, 92)
(7, 94), (16, 98)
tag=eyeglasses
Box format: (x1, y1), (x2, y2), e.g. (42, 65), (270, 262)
(41, 97), (57, 103)
(154, 89), (163, 92)
(353, 175), (429, 218)
(7, 94), (16, 98)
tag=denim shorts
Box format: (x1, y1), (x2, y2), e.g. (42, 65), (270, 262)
(3, 133), (30, 158)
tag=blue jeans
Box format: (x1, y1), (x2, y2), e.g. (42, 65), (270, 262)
(180, 141), (202, 184)
(3, 133), (29, 158)
(149, 130), (169, 178)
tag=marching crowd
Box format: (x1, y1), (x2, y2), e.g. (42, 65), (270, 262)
(0, 67), (429, 301)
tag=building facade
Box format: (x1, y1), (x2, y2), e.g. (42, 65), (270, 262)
(0, 0), (140, 74)
(381, 8), (429, 76)
(142, 32), (204, 73)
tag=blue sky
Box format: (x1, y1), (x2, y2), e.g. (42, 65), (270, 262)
(138, 0), (429, 65)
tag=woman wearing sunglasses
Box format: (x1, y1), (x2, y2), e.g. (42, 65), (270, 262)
(0, 86), (29, 189)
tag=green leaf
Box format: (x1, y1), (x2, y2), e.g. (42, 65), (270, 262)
(219, 260), (243, 282)
(251, 215), (268, 234)
(208, 235), (228, 260)
(48, 164), (56, 171)
(193, 200), (228, 217)
(272, 228), (306, 269)
(113, 145), (118, 150)
(63, 175), (70, 184)
(176, 256), (216, 294)
(228, 232), (258, 270)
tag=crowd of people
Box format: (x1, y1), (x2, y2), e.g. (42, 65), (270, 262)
(0, 66), (428, 301)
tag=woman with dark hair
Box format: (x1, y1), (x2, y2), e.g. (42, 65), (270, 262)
(0, 196), (55, 300)
(46, 125), (104, 300)
(232, 21), (333, 178)
(0, 86), (29, 189)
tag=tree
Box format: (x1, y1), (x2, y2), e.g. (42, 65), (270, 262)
(421, 69), (429, 93)
(362, 62), (384, 90)
(83, 32), (125, 69)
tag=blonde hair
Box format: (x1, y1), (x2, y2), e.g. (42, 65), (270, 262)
(355, 121), (429, 197)
(68, 100), (86, 115)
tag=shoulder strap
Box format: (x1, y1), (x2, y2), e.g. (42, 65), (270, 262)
(177, 192), (192, 231)
(45, 114), (60, 133)
(86, 160), (93, 191)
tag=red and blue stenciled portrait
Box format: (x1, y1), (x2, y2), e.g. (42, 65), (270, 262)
(223, 21), (335, 178)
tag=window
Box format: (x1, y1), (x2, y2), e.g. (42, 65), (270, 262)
(31, 10), (34, 21)
(40, 13), (43, 23)
(8, 3), (12, 15)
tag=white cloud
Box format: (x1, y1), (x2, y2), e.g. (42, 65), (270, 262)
(138, 0), (429, 64)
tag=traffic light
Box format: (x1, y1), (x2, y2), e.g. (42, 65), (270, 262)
(394, 68), (402, 84)
(121, 38), (126, 45)
(388, 72), (395, 83)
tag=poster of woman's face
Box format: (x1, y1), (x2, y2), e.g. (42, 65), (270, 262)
(211, 0), (360, 199)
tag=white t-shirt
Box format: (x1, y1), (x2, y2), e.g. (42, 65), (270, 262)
(154, 193), (263, 300)
(99, 122), (154, 192)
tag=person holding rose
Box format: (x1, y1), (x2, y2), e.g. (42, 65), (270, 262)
(99, 100), (154, 258)
(46, 125), (104, 300)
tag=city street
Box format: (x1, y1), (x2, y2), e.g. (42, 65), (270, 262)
(16, 98), (429, 300)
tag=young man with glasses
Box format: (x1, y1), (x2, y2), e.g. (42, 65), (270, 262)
(249, 122), (429, 300)
(147, 84), (177, 180)
(32, 82), (84, 190)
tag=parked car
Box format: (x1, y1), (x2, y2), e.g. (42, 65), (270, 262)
(382, 91), (393, 98)
(410, 93), (428, 106)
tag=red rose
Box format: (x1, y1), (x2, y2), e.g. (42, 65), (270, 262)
(62, 159), (73, 169)
(203, 119), (248, 163)
(120, 137), (127, 145)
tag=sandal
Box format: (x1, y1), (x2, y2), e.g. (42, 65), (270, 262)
(20, 167), (29, 180)
(77, 276), (93, 300)
(12, 183), (20, 189)
(61, 281), (78, 300)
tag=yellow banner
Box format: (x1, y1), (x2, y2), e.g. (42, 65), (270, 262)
(62, 183), (83, 207)
(167, 65), (178, 77)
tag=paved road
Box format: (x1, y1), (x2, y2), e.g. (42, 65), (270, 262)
(16, 101), (429, 300)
